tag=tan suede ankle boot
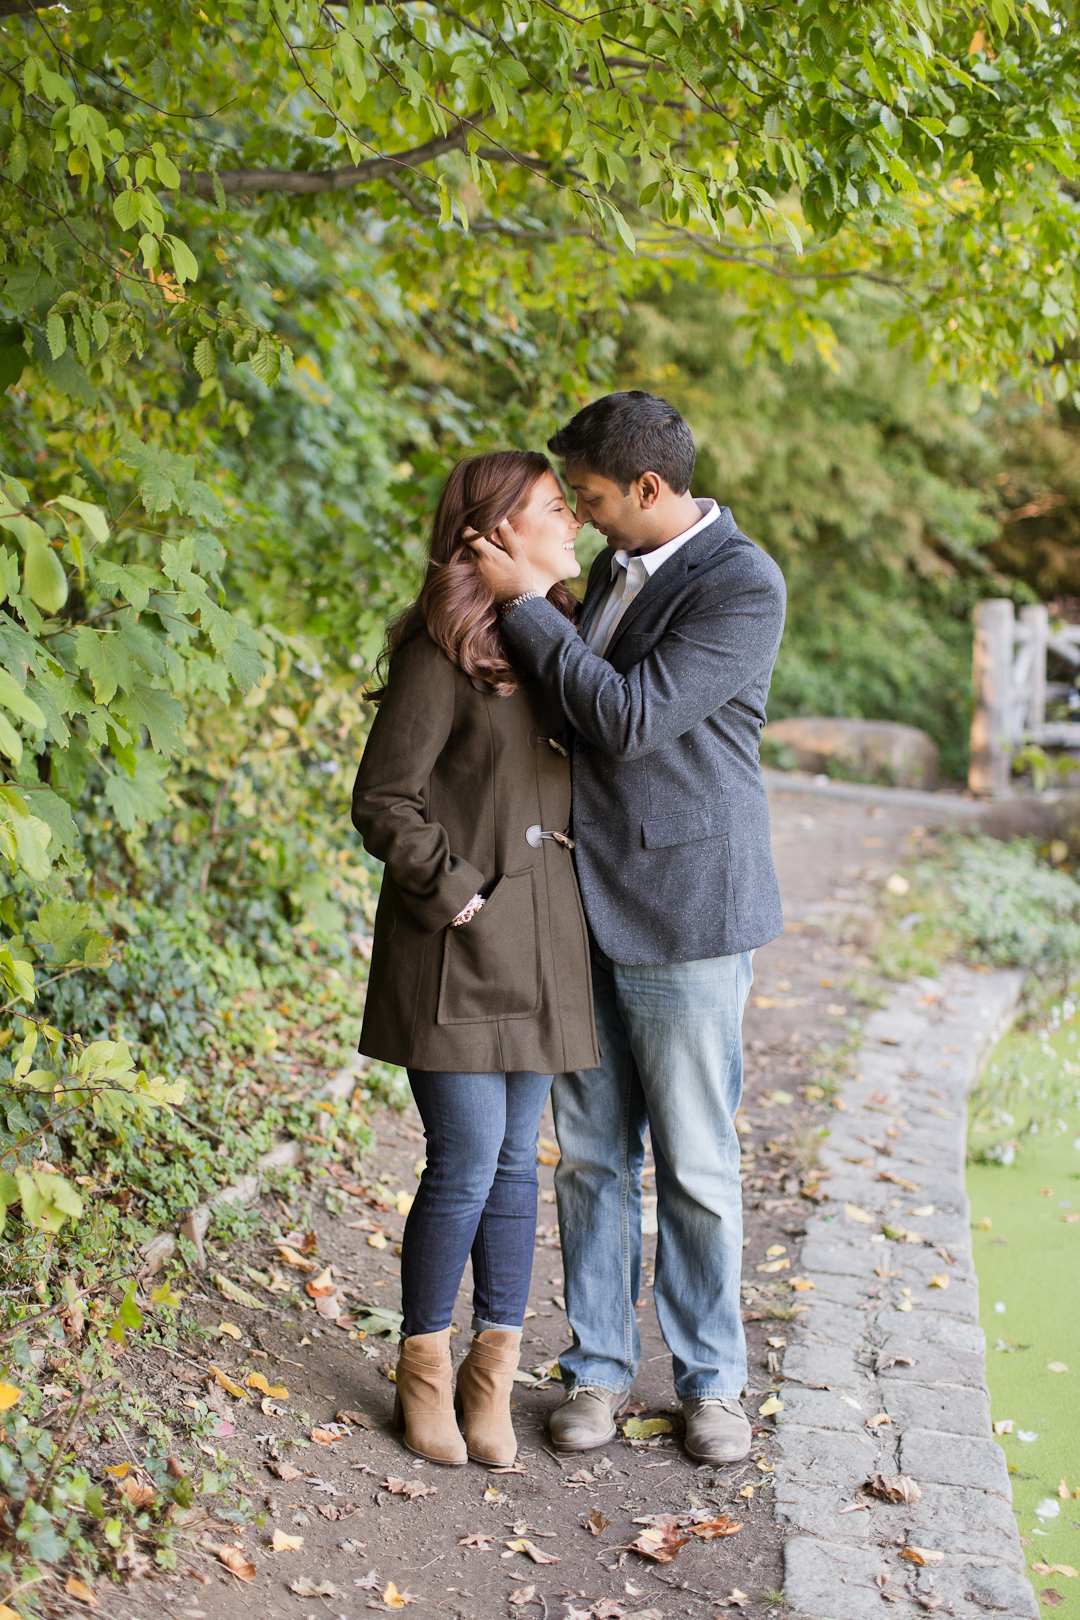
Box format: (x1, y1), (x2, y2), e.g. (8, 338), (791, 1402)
(455, 1329), (522, 1466)
(392, 1329), (467, 1466)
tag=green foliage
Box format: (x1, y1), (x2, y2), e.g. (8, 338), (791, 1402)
(876, 834), (1080, 981)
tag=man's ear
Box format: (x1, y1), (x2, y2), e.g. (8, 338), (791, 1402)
(636, 471), (663, 509)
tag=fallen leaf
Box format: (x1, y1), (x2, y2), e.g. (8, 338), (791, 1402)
(724, 1595), (750, 1610)
(384, 1476), (437, 1499)
(1038, 1592), (1064, 1607)
(915, 1595), (942, 1612)
(209, 1364), (251, 1402)
(337, 1407), (375, 1429)
(901, 1546), (944, 1566)
(758, 1396), (784, 1417)
(585, 1509), (610, 1536)
(1065, 1212), (1080, 1224)
(217, 1321), (243, 1339)
(739, 1484), (754, 1500)
(1058, 1479), (1072, 1499)
(865, 1473), (921, 1505)
(590, 1601), (626, 1619)
(993, 1420), (1015, 1436)
(508, 1587), (537, 1607)
(1048, 1361), (1069, 1374)
(311, 1426), (344, 1445)
(268, 1461), (302, 1481)
(791, 1276), (816, 1291)
(103, 1461), (130, 1479)
(271, 1529), (304, 1551)
(305, 1265), (335, 1298)
(277, 1244), (314, 1270)
(288, 1578), (337, 1597)
(459, 1533), (497, 1549)
(382, 1581), (419, 1608)
(928, 1274), (949, 1290)
(626, 1524), (691, 1563)
(247, 1371), (288, 1399)
(688, 1515), (742, 1539)
(865, 1413), (892, 1429)
(0, 1383), (22, 1411)
(878, 1170), (921, 1192)
(756, 1257), (790, 1273)
(213, 1273), (265, 1311)
(506, 1538), (561, 1564)
(216, 1544), (256, 1581)
(64, 1575), (98, 1607)
(622, 1416), (672, 1439)
(118, 1476), (156, 1509)
(765, 1244), (787, 1257)
(367, 1230), (388, 1250)
(844, 1203), (876, 1223)
(536, 1137), (560, 1166)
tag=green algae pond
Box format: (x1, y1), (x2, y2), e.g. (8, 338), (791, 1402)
(968, 996), (1080, 1615)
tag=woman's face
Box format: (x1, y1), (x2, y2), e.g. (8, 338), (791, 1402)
(509, 471), (582, 590)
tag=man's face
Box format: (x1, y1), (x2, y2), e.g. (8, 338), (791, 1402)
(566, 467), (651, 551)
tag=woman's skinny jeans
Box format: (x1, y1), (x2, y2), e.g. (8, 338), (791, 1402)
(400, 1068), (552, 1338)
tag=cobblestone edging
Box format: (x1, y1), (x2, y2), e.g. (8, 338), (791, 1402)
(775, 965), (1037, 1620)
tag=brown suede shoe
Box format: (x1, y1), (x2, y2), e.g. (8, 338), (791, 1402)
(455, 1328), (521, 1466)
(681, 1397), (752, 1464)
(549, 1385), (629, 1450)
(392, 1329), (467, 1466)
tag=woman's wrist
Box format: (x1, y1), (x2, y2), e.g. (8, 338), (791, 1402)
(450, 892), (486, 927)
(498, 589), (542, 620)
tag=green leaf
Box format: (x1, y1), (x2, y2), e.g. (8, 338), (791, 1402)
(46, 310), (66, 359)
(0, 713), (22, 766)
(192, 334), (216, 378)
(74, 626), (134, 703)
(165, 234), (199, 284)
(113, 684), (186, 754)
(155, 150), (181, 189)
(104, 749), (169, 831)
(0, 668), (47, 729)
(91, 559), (165, 612)
(22, 534), (68, 613)
(28, 898), (90, 962)
(112, 188), (144, 230)
(0, 787), (51, 881)
(947, 115), (971, 137)
(53, 495), (109, 544)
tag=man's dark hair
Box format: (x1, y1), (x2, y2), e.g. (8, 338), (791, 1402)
(547, 390), (696, 495)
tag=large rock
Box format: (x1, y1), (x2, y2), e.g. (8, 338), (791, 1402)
(764, 716), (940, 789)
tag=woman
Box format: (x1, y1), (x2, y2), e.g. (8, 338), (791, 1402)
(351, 450), (599, 1468)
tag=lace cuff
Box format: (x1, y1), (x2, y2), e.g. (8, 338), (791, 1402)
(450, 893), (486, 928)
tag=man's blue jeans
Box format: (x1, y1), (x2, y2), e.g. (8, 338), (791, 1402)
(401, 1069), (552, 1338)
(552, 946), (753, 1400)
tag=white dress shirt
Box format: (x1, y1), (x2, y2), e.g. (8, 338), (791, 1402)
(585, 499), (719, 657)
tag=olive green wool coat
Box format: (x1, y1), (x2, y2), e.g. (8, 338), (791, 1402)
(351, 631), (599, 1075)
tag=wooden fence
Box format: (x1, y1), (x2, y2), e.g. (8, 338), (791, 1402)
(969, 599), (1080, 796)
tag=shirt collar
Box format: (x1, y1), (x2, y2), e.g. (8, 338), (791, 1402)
(609, 499), (719, 579)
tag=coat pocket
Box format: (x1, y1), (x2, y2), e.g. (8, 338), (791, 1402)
(640, 803), (732, 848)
(436, 869), (541, 1025)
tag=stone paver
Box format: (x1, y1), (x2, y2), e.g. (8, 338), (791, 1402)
(774, 963), (1038, 1620)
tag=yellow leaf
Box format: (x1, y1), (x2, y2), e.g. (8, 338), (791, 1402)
(247, 1372), (288, 1399)
(103, 1461), (130, 1479)
(901, 1546), (944, 1566)
(0, 1607), (23, 1620)
(1049, 1565), (1078, 1578)
(756, 1257), (790, 1273)
(271, 1529), (303, 1552)
(1048, 1361), (1069, 1374)
(844, 1203), (875, 1223)
(218, 1322), (243, 1339)
(276, 1244), (314, 1270)
(928, 1274), (949, 1290)
(791, 1276), (815, 1291)
(865, 1413), (892, 1428)
(395, 1191), (414, 1216)
(739, 1485), (754, 1499)
(758, 1396), (783, 1416)
(65, 1575), (98, 1607)
(209, 1364), (252, 1402)
(0, 1382), (22, 1411)
(622, 1416), (673, 1439)
(383, 1582), (405, 1609)
(367, 1230), (388, 1250)
(765, 1244), (787, 1257)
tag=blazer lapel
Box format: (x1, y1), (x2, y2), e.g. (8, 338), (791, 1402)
(604, 508), (736, 657)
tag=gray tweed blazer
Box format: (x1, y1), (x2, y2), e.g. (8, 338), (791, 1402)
(499, 505), (786, 965)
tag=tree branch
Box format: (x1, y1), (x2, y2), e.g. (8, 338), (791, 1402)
(0, 1), (57, 15)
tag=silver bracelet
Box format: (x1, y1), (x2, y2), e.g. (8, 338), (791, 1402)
(498, 589), (541, 620)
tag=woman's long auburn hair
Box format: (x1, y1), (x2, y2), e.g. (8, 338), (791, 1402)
(369, 450), (579, 700)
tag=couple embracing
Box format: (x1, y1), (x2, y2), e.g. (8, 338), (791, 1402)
(351, 391), (786, 1472)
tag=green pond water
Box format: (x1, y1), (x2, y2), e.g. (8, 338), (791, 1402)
(968, 1001), (1080, 1615)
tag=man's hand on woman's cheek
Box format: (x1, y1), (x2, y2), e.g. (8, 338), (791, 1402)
(465, 520), (536, 603)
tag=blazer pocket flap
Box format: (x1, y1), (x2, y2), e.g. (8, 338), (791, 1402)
(641, 805), (731, 848)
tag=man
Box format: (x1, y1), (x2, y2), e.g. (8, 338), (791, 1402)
(469, 390), (786, 1465)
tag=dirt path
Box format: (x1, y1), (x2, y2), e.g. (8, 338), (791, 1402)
(115, 781), (957, 1620)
